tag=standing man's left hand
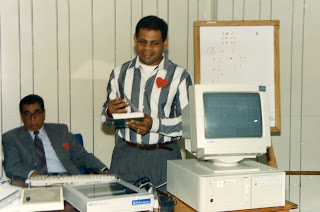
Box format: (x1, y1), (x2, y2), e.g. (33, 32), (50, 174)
(126, 113), (152, 135)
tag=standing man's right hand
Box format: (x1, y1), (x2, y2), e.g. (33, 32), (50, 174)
(107, 97), (129, 118)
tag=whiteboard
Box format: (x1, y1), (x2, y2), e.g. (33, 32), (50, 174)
(194, 21), (280, 134)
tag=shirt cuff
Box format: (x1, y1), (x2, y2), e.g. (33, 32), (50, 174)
(27, 170), (36, 178)
(150, 117), (159, 132)
(102, 108), (115, 126)
(101, 167), (108, 172)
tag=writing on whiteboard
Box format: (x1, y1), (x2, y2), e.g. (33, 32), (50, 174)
(199, 26), (276, 126)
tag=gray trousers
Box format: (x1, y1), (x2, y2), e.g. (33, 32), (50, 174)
(109, 139), (182, 191)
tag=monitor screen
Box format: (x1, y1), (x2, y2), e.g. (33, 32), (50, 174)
(203, 93), (262, 138)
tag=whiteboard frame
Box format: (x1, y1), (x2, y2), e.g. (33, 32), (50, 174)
(194, 20), (281, 134)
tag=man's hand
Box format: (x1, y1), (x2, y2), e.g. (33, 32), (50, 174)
(126, 113), (153, 135)
(107, 97), (129, 118)
(30, 171), (40, 177)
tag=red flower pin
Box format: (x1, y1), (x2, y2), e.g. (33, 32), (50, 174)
(156, 77), (168, 88)
(62, 143), (70, 151)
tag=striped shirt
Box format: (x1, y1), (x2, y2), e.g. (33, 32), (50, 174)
(103, 55), (193, 145)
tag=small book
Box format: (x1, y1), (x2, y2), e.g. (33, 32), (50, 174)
(113, 112), (144, 127)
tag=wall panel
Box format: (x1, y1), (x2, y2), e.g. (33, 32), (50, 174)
(300, 0), (320, 210)
(142, 0), (157, 17)
(1, 0), (21, 178)
(1, 0), (21, 134)
(57, 0), (71, 127)
(69, 0), (93, 152)
(115, 0), (131, 66)
(92, 0), (116, 166)
(290, 0), (305, 204)
(158, 0), (168, 22)
(217, 0), (233, 20)
(168, 0), (188, 68)
(131, 0), (142, 58)
(270, 0), (293, 171)
(260, 0), (271, 20)
(234, 0), (244, 20)
(198, 0), (214, 21)
(0, 6), (1, 176)
(300, 176), (320, 211)
(301, 0), (320, 171)
(188, 0), (198, 77)
(20, 0), (33, 97)
(33, 0), (58, 123)
(243, 0), (259, 20)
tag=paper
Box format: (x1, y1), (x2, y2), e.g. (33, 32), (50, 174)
(0, 183), (21, 210)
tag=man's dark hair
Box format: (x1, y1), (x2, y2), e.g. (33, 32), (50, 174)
(135, 15), (168, 42)
(19, 94), (45, 113)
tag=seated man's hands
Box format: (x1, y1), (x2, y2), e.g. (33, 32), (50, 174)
(107, 97), (129, 118)
(126, 113), (153, 135)
(30, 171), (40, 178)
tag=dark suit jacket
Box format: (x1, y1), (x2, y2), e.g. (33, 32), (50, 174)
(2, 123), (107, 179)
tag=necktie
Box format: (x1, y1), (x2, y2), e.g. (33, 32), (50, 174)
(34, 131), (47, 175)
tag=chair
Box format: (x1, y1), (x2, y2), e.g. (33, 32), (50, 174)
(74, 133), (86, 174)
(74, 133), (83, 146)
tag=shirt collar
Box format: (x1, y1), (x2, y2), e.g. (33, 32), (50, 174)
(28, 126), (44, 136)
(135, 54), (166, 70)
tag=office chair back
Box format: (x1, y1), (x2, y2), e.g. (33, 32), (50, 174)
(73, 133), (85, 174)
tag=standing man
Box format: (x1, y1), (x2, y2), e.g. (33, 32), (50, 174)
(102, 15), (193, 191)
(2, 94), (108, 180)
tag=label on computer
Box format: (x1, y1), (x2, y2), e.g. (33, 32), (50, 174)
(217, 180), (236, 187)
(259, 85), (266, 92)
(132, 198), (151, 205)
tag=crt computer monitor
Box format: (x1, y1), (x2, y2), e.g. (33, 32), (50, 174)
(182, 84), (271, 166)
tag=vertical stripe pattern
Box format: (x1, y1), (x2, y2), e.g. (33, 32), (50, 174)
(103, 56), (193, 145)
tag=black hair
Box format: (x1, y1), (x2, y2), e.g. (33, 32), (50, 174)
(135, 15), (168, 42)
(19, 94), (45, 113)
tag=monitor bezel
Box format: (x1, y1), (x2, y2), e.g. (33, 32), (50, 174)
(183, 84), (271, 162)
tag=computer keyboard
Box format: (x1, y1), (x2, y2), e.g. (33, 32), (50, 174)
(25, 174), (117, 187)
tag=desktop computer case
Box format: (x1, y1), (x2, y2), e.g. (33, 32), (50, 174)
(167, 159), (285, 212)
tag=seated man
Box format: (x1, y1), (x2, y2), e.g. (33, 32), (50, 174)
(2, 94), (108, 180)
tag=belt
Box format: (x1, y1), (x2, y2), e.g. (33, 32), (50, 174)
(123, 139), (175, 151)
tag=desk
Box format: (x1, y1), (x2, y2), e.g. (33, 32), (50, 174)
(12, 180), (298, 212)
(173, 197), (298, 212)
(63, 199), (298, 212)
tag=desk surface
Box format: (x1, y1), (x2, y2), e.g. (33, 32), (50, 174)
(62, 199), (298, 212)
(12, 180), (298, 212)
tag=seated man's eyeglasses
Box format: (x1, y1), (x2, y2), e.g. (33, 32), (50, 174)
(23, 110), (43, 119)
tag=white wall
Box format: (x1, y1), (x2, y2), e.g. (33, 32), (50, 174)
(0, 0), (214, 174)
(216, 0), (320, 211)
(1, 0), (320, 211)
